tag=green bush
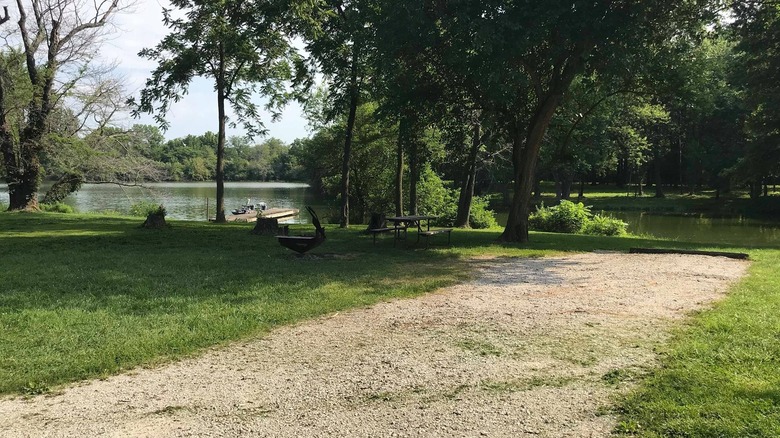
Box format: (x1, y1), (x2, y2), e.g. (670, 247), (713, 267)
(581, 214), (628, 236)
(130, 200), (163, 217)
(530, 200), (628, 236)
(417, 168), (497, 229)
(418, 168), (458, 226)
(469, 196), (499, 229)
(529, 200), (591, 233)
(151, 205), (167, 218)
(39, 203), (75, 214)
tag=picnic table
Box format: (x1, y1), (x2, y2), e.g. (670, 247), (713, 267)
(382, 215), (452, 248)
(386, 215), (436, 236)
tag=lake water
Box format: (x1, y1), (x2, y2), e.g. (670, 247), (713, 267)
(1, 182), (778, 246)
(611, 212), (780, 248)
(0, 182), (328, 223)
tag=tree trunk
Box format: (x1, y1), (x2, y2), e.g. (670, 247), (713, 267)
(561, 176), (572, 199)
(500, 94), (563, 243)
(621, 160), (631, 187)
(6, 160), (41, 210)
(653, 150), (665, 198)
(408, 135), (419, 216)
(578, 180), (585, 199)
(533, 178), (541, 199)
(2, 83), (45, 211)
(339, 44), (360, 228)
(5, 113), (46, 211)
(748, 181), (761, 199)
(394, 115), (406, 216)
(215, 45), (227, 223)
(455, 122), (480, 228)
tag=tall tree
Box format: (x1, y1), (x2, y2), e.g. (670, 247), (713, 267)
(434, 0), (716, 242)
(731, 0), (780, 191)
(134, 0), (305, 222)
(369, 1), (449, 216)
(302, 0), (370, 227)
(1, 0), (124, 210)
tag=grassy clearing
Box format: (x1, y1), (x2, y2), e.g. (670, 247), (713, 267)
(0, 212), (468, 394)
(1, 212), (780, 437)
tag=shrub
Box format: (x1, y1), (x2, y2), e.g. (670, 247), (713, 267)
(530, 201), (629, 236)
(39, 202), (75, 214)
(417, 169), (497, 229)
(151, 205), (167, 217)
(418, 168), (458, 226)
(529, 200), (591, 233)
(130, 200), (162, 217)
(469, 196), (499, 229)
(582, 214), (628, 236)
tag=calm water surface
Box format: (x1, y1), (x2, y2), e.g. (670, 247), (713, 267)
(0, 182), (332, 223)
(612, 212), (780, 247)
(495, 210), (779, 247)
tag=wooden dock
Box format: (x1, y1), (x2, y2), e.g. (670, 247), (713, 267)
(223, 208), (299, 223)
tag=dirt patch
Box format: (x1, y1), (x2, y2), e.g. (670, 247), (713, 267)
(0, 253), (748, 437)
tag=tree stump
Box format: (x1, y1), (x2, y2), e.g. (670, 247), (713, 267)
(142, 212), (167, 229)
(252, 218), (287, 235)
(142, 205), (167, 229)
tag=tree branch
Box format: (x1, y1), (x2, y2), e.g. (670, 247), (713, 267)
(58, 0), (118, 49)
(519, 59), (543, 98)
(559, 88), (649, 155)
(1, 5), (9, 25)
(83, 180), (154, 187)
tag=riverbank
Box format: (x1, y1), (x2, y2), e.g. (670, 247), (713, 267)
(1, 212), (778, 435)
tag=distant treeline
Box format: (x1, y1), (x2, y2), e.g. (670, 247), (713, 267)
(128, 127), (303, 182)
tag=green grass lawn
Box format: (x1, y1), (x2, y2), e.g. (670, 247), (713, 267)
(1, 212), (779, 436)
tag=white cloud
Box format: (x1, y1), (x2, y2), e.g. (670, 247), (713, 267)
(103, 0), (310, 144)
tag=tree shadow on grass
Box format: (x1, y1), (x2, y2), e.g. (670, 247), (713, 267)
(0, 214), (474, 393)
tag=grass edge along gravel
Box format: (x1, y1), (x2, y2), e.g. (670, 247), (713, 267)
(613, 249), (780, 437)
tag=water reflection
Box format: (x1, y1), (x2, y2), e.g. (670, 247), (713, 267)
(0, 182), (330, 223)
(612, 212), (780, 247)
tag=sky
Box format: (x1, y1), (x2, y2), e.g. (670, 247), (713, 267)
(103, 0), (310, 144)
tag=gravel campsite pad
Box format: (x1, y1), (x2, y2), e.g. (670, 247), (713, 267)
(0, 253), (748, 437)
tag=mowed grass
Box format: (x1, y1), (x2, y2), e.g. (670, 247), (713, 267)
(2, 212), (780, 437)
(615, 249), (780, 437)
(0, 212), (471, 394)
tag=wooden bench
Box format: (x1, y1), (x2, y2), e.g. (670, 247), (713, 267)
(367, 227), (395, 244)
(418, 228), (452, 248)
